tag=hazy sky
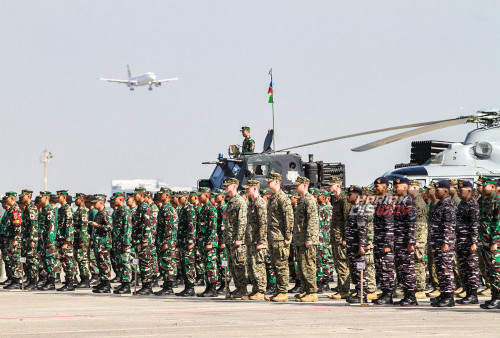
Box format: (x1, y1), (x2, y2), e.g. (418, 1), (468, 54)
(1, 1), (500, 194)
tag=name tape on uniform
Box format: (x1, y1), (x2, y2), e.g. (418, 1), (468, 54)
(356, 262), (365, 270)
(20, 257), (26, 263)
(132, 259), (139, 265)
(221, 260), (228, 267)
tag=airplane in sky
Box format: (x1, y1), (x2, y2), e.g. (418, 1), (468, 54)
(99, 65), (179, 91)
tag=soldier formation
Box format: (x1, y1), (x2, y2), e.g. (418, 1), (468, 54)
(0, 173), (499, 310)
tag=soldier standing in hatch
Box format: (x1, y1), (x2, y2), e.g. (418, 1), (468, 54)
(241, 126), (255, 155)
(265, 173), (294, 302)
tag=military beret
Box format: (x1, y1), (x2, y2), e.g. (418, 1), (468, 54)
(198, 187), (211, 194)
(328, 177), (343, 185)
(222, 177), (239, 186)
(134, 187), (147, 194)
(5, 192), (17, 198)
(240, 126), (250, 131)
(84, 194), (94, 202)
(20, 189), (33, 196)
(266, 172), (282, 182)
(483, 178), (497, 186)
(49, 194), (58, 203)
(56, 190), (68, 196)
(347, 185), (363, 195)
(293, 176), (310, 186)
(374, 177), (389, 185)
(458, 181), (473, 189)
(434, 180), (451, 190)
(39, 191), (51, 197)
(448, 179), (459, 186)
(409, 179), (421, 187)
(153, 193), (161, 201)
(158, 187), (172, 194)
(242, 180), (260, 189)
(393, 177), (410, 185)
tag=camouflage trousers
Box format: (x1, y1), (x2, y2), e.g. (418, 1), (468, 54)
(453, 250), (463, 289)
(332, 241), (350, 293)
(427, 245), (439, 288)
(138, 244), (155, 283)
(201, 246), (218, 285)
(296, 245), (317, 294)
(44, 243), (59, 279)
(316, 244), (333, 283)
(115, 246), (132, 283)
(347, 251), (367, 298)
(266, 253), (276, 285)
(58, 242), (77, 281)
(228, 244), (247, 290)
(432, 244), (455, 293)
(269, 241), (289, 294)
(88, 242), (99, 276)
(195, 245), (205, 278)
(415, 246), (427, 292)
(478, 245), (491, 288)
(246, 245), (267, 293)
(394, 242), (417, 291)
(374, 247), (395, 293)
(7, 240), (22, 279)
(22, 244), (39, 280)
(365, 250), (376, 293)
(1, 238), (10, 279)
(288, 244), (297, 279)
(74, 240), (90, 279)
(160, 248), (177, 283)
(480, 245), (500, 291)
(217, 245), (231, 282)
(179, 246), (196, 285)
(151, 239), (159, 276)
(93, 241), (111, 281)
(111, 245), (120, 278)
(456, 243), (480, 290)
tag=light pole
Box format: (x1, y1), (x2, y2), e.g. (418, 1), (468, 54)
(41, 150), (53, 190)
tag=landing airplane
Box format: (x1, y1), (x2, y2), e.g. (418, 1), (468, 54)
(99, 65), (179, 91)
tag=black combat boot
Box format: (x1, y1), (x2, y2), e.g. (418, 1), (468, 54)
(216, 280), (227, 295)
(4, 278), (21, 290)
(88, 274), (100, 285)
(155, 281), (175, 296)
(265, 283), (276, 295)
(76, 276), (90, 288)
(38, 277), (55, 291)
(199, 283), (217, 297)
(399, 290), (418, 306)
(37, 277), (47, 289)
(175, 282), (195, 297)
(288, 279), (302, 294)
(322, 280), (331, 292)
(196, 282), (210, 297)
(25, 277), (38, 290)
(0, 277), (11, 286)
(195, 275), (205, 286)
(93, 280), (111, 293)
(110, 275), (120, 283)
(373, 291), (394, 305)
(480, 288), (500, 309)
(430, 293), (445, 305)
(134, 282), (153, 296)
(457, 288), (478, 305)
(346, 295), (367, 304)
(114, 282), (131, 294)
(55, 273), (61, 284)
(432, 292), (455, 307)
(57, 278), (75, 292)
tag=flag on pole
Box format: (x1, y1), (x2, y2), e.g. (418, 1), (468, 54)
(268, 68), (274, 103)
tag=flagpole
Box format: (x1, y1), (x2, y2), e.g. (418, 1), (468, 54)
(272, 98), (275, 152)
(269, 68), (275, 152)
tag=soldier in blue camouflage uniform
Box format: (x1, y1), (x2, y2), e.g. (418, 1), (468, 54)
(196, 188), (219, 297)
(111, 192), (133, 294)
(73, 193), (90, 288)
(429, 181), (457, 307)
(454, 180), (480, 304)
(392, 178), (418, 306)
(345, 186), (368, 304)
(241, 126), (255, 154)
(155, 188), (179, 296)
(37, 191), (58, 291)
(175, 191), (197, 297)
(2, 192), (23, 290)
(19, 190), (39, 290)
(478, 178), (500, 309)
(372, 177), (395, 305)
(56, 190), (77, 291)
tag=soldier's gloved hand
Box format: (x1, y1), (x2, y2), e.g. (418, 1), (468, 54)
(407, 244), (415, 253)
(491, 243), (498, 253)
(470, 243), (477, 254)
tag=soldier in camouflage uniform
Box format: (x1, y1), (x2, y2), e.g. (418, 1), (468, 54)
(448, 179), (465, 296)
(37, 191), (58, 291)
(454, 181), (480, 305)
(111, 193), (133, 294)
(392, 178), (418, 306)
(424, 183), (441, 297)
(196, 188), (219, 297)
(19, 190), (39, 290)
(214, 189), (232, 294)
(85, 195), (100, 285)
(314, 189), (332, 293)
(265, 173), (294, 302)
(223, 178), (249, 299)
(475, 177), (492, 296)
(146, 192), (160, 285)
(429, 181), (457, 307)
(89, 195), (113, 293)
(262, 189), (277, 295)
(0, 197), (11, 286)
(345, 186), (368, 304)
(175, 191), (197, 297)
(288, 190), (301, 294)
(361, 187), (377, 301)
(328, 177), (351, 300)
(242, 180), (268, 301)
(293, 177), (319, 303)
(155, 188), (179, 296)
(2, 192), (23, 290)
(241, 126), (255, 154)
(73, 193), (90, 288)
(56, 190), (77, 291)
(478, 178), (500, 309)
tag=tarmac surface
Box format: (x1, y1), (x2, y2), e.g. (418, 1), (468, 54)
(0, 283), (498, 337)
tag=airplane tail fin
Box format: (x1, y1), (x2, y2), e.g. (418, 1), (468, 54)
(127, 64), (132, 78)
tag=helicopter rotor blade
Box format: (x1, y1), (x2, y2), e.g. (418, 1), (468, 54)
(277, 117), (471, 152)
(351, 116), (472, 152)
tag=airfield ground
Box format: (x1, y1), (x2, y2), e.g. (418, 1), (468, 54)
(0, 284), (498, 337)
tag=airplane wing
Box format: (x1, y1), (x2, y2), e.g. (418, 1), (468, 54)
(99, 78), (136, 84)
(154, 77), (179, 84)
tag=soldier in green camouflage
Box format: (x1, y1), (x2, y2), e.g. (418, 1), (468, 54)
(2, 192), (23, 290)
(85, 195), (100, 285)
(223, 177), (249, 299)
(73, 193), (91, 288)
(19, 190), (39, 290)
(293, 177), (319, 303)
(196, 188), (219, 297)
(214, 189), (232, 294)
(265, 173), (294, 302)
(0, 197), (11, 286)
(56, 190), (77, 291)
(145, 192), (160, 285)
(241, 126), (255, 155)
(37, 191), (58, 291)
(242, 180), (268, 301)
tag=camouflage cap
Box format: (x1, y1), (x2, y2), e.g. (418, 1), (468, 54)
(409, 179), (421, 187)
(320, 189), (329, 196)
(5, 192), (17, 198)
(20, 189), (33, 196)
(424, 182), (436, 190)
(266, 172), (282, 182)
(474, 176), (484, 185)
(222, 177), (239, 186)
(483, 177), (497, 186)
(213, 188), (225, 196)
(91, 194), (107, 203)
(39, 191), (51, 197)
(347, 185), (363, 195)
(361, 187), (373, 196)
(448, 178), (459, 186)
(309, 188), (320, 196)
(158, 187), (172, 194)
(198, 187), (211, 194)
(112, 192), (125, 199)
(293, 176), (310, 186)
(56, 190), (69, 196)
(242, 180), (260, 189)
(74, 193), (86, 200)
(134, 187), (147, 194)
(290, 190), (300, 198)
(240, 126), (250, 131)
(328, 177), (343, 185)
